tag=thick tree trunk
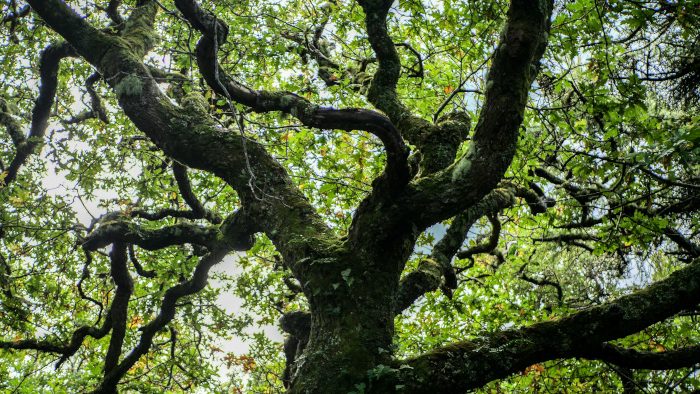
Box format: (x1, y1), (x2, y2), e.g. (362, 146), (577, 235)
(289, 256), (400, 393)
(290, 311), (392, 392)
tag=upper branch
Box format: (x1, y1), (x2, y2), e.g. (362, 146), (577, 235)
(27, 0), (332, 273)
(173, 0), (409, 186)
(399, 0), (553, 229)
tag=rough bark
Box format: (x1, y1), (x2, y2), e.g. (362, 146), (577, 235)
(19, 1), (700, 394)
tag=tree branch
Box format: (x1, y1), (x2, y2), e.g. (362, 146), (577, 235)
(580, 342), (700, 370)
(392, 257), (700, 392)
(396, 180), (552, 314)
(103, 243), (133, 375)
(398, 0), (553, 229)
(173, 0), (409, 187)
(27, 0), (335, 278)
(92, 245), (230, 393)
(63, 72), (109, 125)
(81, 216), (221, 251)
(171, 162), (221, 223)
(1, 42), (76, 187)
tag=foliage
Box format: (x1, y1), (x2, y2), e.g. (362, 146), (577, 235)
(0, 0), (698, 393)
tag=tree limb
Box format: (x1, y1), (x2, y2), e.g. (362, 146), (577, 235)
(81, 217), (221, 251)
(1, 42), (76, 187)
(103, 243), (133, 375)
(27, 0), (335, 278)
(173, 0), (409, 187)
(396, 180), (552, 314)
(393, 0), (554, 230)
(580, 342), (700, 370)
(392, 257), (700, 392)
(92, 245), (230, 393)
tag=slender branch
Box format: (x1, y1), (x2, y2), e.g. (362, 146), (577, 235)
(128, 244), (156, 278)
(580, 343), (700, 370)
(103, 243), (133, 375)
(171, 162), (221, 223)
(2, 42), (76, 187)
(518, 263), (563, 304)
(173, 0), (409, 186)
(457, 215), (501, 260)
(63, 72), (109, 125)
(92, 246), (230, 393)
(1, 312), (113, 370)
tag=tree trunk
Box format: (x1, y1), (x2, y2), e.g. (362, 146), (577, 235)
(289, 257), (399, 393)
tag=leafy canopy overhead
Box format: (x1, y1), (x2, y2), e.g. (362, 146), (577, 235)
(0, 0), (699, 393)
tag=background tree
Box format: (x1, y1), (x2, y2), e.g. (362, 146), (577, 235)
(0, 0), (698, 393)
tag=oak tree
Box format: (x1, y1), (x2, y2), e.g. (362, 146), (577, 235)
(1, 0), (699, 392)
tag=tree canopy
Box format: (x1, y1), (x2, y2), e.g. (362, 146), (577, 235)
(0, 0), (699, 392)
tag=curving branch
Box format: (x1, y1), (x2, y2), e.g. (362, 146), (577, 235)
(457, 215), (501, 260)
(0, 319), (113, 369)
(397, 0), (553, 229)
(27, 0), (335, 278)
(81, 216), (221, 251)
(392, 257), (700, 392)
(355, 0), (432, 144)
(580, 342), (700, 370)
(63, 72), (109, 125)
(518, 263), (563, 304)
(396, 189), (513, 313)
(128, 244), (156, 278)
(129, 163), (222, 224)
(92, 245), (230, 393)
(173, 0), (409, 186)
(103, 243), (133, 375)
(171, 162), (221, 223)
(1, 42), (76, 187)
(396, 180), (552, 314)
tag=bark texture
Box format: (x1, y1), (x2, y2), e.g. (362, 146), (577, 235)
(12, 0), (700, 393)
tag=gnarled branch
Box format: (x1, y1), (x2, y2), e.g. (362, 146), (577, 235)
(392, 257), (700, 392)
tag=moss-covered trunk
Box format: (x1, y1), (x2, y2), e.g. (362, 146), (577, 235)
(289, 254), (400, 393)
(289, 311), (392, 393)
